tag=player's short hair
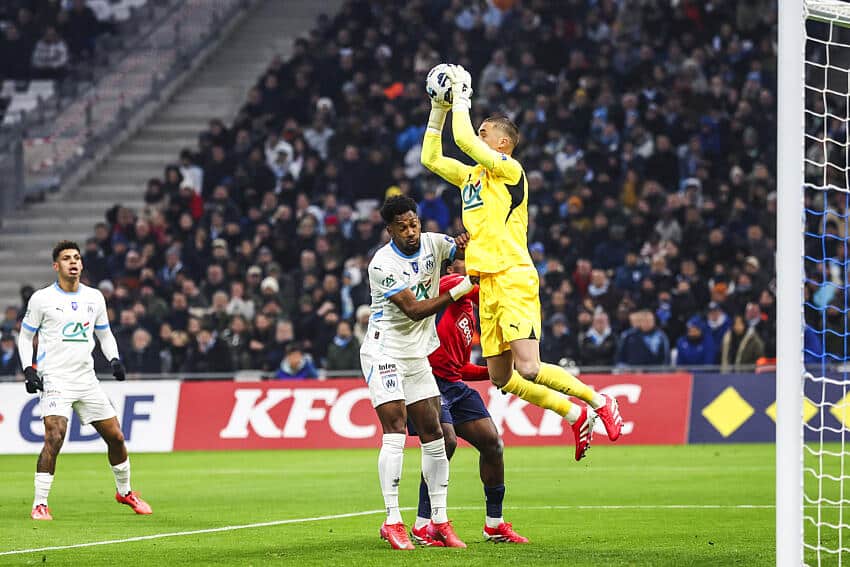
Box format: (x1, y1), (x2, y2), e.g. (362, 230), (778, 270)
(380, 195), (418, 225)
(483, 114), (520, 150)
(52, 240), (81, 261)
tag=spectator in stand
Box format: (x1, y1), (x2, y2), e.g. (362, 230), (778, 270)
(326, 320), (360, 371)
(579, 310), (617, 367)
(0, 24), (31, 79)
(1, 306), (18, 334)
(616, 311), (670, 367)
(0, 333), (19, 375)
(62, 0), (101, 59)
(675, 318), (716, 367)
(124, 329), (162, 374)
(721, 315), (765, 372)
(540, 313), (578, 366)
(276, 342), (318, 379)
(30, 26), (69, 80)
(184, 327), (233, 373)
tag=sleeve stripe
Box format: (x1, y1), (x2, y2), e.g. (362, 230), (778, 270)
(383, 286), (407, 299)
(94, 323), (110, 330)
(449, 244), (457, 262)
(21, 322), (38, 333)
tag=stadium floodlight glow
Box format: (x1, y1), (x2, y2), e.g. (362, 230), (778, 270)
(788, 1), (850, 564)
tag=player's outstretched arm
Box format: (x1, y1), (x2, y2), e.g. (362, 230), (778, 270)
(421, 102), (471, 187)
(388, 279), (473, 322)
(448, 65), (518, 176)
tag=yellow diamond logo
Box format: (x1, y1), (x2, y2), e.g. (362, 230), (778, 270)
(765, 398), (819, 424)
(829, 393), (850, 429)
(702, 387), (754, 437)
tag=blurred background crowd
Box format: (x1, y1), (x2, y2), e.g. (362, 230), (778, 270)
(0, 0), (781, 376)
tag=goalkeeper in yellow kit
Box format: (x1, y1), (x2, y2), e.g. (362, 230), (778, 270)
(420, 65), (623, 460)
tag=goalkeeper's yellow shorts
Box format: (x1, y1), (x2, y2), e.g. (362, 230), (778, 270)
(478, 265), (542, 358)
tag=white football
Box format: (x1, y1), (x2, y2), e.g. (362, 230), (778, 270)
(426, 63), (453, 107)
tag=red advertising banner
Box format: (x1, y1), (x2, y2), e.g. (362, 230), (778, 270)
(173, 373), (692, 451)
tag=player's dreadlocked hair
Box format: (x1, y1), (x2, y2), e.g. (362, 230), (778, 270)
(483, 114), (520, 150)
(52, 240), (80, 261)
(380, 195), (418, 225)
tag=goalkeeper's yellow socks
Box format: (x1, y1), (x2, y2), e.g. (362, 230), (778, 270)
(501, 372), (581, 423)
(534, 363), (604, 409)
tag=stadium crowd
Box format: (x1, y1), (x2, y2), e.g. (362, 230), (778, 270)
(3, 0), (782, 376)
(0, 0), (109, 81)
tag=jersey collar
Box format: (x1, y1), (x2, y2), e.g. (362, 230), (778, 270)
(53, 281), (81, 295)
(390, 240), (420, 259)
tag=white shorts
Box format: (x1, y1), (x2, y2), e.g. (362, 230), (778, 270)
(40, 381), (117, 425)
(360, 351), (440, 408)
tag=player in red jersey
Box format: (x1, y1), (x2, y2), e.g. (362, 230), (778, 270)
(409, 258), (529, 545)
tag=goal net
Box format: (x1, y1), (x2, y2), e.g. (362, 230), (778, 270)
(800, 1), (850, 564)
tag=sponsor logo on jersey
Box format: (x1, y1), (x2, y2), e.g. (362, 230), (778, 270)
(61, 321), (90, 342)
(425, 257), (435, 271)
(462, 176), (484, 211)
(411, 280), (433, 300)
(87, 303), (95, 314)
(382, 275), (396, 288)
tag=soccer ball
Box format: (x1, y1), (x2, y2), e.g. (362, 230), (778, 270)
(426, 63), (453, 107)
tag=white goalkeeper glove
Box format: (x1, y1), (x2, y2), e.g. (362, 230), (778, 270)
(448, 64), (473, 112)
(448, 275), (474, 301)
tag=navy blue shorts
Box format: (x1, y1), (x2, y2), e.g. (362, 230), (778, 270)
(407, 378), (491, 436)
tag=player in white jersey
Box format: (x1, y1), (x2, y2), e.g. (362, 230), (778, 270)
(361, 196), (475, 550)
(17, 240), (152, 520)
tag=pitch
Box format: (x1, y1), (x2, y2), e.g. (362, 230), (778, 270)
(0, 445), (774, 566)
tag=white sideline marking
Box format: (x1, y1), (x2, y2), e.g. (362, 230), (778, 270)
(0, 504), (777, 556)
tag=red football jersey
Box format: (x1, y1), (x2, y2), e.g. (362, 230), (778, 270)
(427, 274), (490, 382)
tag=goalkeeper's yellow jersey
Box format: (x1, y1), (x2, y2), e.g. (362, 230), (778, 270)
(421, 111), (532, 276)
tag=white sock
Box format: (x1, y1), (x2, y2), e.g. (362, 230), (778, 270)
(486, 516), (504, 528)
(414, 516), (430, 530)
(565, 404), (582, 424)
(112, 459), (131, 496)
(33, 472), (53, 507)
(589, 393), (605, 410)
(378, 433), (405, 524)
(421, 438), (449, 524)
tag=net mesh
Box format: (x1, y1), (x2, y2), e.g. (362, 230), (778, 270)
(804, 2), (850, 563)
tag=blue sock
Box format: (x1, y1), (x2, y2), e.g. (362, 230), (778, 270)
(484, 484), (505, 518)
(417, 476), (431, 519)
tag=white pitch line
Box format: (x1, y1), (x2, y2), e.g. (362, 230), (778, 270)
(0, 509), (387, 556)
(0, 504), (778, 556)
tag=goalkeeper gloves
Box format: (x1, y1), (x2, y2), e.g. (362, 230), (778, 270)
(110, 358), (126, 381)
(448, 64), (473, 112)
(24, 366), (42, 393)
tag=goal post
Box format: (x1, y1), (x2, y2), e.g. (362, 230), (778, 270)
(777, 0), (805, 565)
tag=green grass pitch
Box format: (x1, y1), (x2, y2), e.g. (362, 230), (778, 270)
(0, 444), (776, 566)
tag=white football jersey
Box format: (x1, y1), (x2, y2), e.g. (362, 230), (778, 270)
(21, 282), (111, 385)
(362, 232), (457, 359)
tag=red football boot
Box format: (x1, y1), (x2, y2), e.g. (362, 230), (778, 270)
(380, 522), (415, 550)
(426, 520), (467, 548)
(595, 394), (623, 441)
(411, 523), (445, 547)
(483, 521), (529, 543)
(31, 504), (52, 520)
(115, 491), (153, 514)
(570, 404), (597, 461)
